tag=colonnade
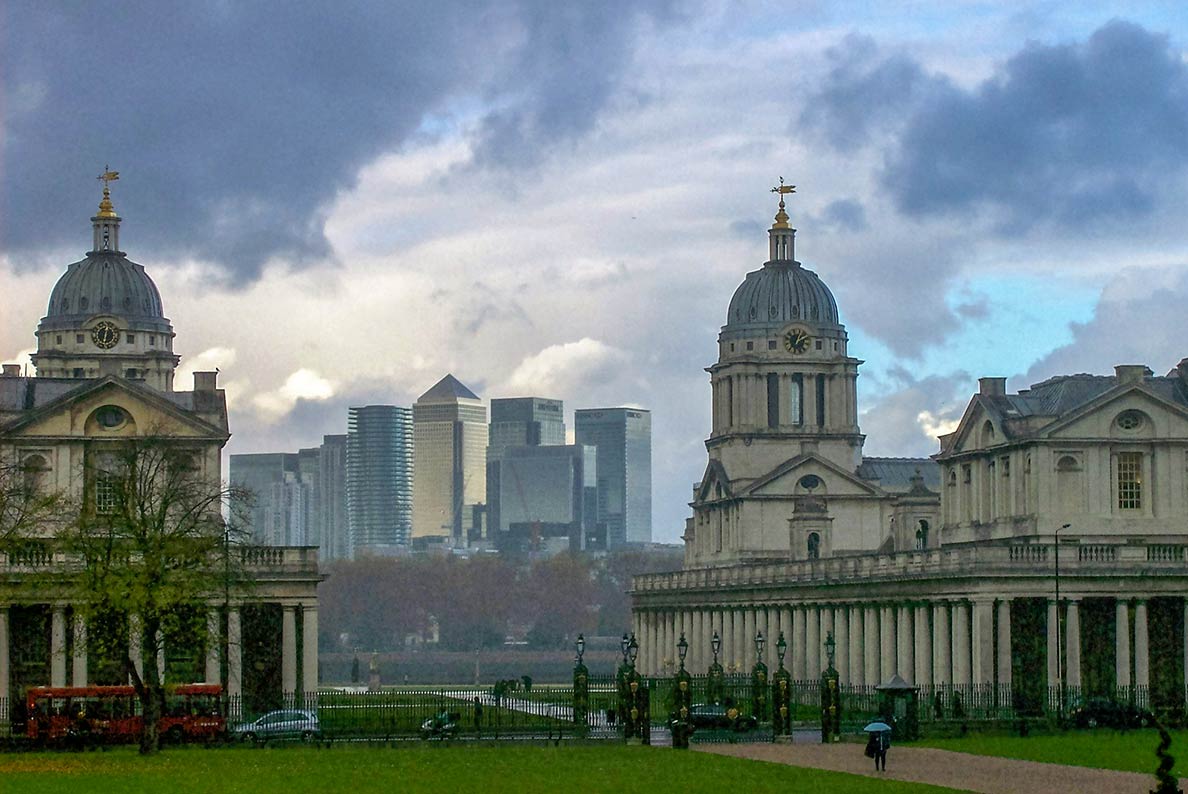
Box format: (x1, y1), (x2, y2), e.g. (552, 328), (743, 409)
(634, 596), (1184, 700)
(0, 601), (318, 723)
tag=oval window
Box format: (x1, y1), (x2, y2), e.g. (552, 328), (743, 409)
(95, 406), (128, 429)
(1116, 411), (1144, 431)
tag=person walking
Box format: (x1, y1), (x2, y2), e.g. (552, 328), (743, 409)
(875, 728), (891, 771)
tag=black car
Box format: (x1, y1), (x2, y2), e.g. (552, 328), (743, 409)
(688, 703), (758, 731)
(1071, 698), (1154, 729)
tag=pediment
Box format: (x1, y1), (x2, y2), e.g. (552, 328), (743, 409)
(1042, 384), (1188, 440)
(696, 459), (734, 503)
(3, 377), (226, 440)
(941, 398), (1003, 456)
(742, 453), (883, 498)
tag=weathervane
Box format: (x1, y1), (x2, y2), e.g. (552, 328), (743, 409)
(96, 165), (120, 218)
(770, 177), (796, 208)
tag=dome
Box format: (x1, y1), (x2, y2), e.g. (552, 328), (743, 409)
(724, 260), (840, 332)
(40, 251), (169, 331)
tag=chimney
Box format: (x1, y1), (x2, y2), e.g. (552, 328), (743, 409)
(978, 377), (1007, 396)
(1114, 365), (1151, 384)
(194, 371), (218, 392)
(1, 364), (21, 377)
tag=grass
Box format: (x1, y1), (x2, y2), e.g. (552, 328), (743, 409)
(920, 729), (1188, 775)
(0, 745), (965, 794)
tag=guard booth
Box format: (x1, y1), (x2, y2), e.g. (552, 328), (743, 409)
(876, 674), (920, 741)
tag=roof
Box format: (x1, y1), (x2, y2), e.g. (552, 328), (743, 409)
(41, 252), (170, 332)
(724, 260), (840, 333)
(858, 457), (940, 492)
(418, 373), (479, 402)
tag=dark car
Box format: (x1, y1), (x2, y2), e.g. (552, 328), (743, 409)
(1071, 698), (1153, 729)
(233, 710), (320, 744)
(688, 703), (758, 731)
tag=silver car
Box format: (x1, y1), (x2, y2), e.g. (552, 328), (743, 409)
(234, 709), (320, 744)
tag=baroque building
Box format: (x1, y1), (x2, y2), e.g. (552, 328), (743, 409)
(632, 188), (1188, 715)
(0, 178), (322, 727)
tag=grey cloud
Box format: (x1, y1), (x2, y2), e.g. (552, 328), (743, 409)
(803, 21), (1188, 230)
(860, 369), (972, 457)
(729, 219), (765, 239)
(955, 298), (989, 320)
(1020, 267), (1188, 387)
(818, 198), (867, 232)
(2, 1), (676, 283)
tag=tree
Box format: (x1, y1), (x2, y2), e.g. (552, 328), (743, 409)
(58, 436), (250, 754)
(0, 454), (69, 554)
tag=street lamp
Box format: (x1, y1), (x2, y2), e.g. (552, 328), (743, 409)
(1056, 522), (1070, 717)
(575, 633), (585, 665)
(776, 631), (788, 669)
(620, 633), (630, 666)
(754, 630), (765, 664)
(711, 630), (721, 665)
(677, 632), (689, 671)
(824, 630), (837, 671)
(627, 633), (639, 667)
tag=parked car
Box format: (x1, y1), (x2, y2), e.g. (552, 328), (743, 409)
(1071, 698), (1154, 729)
(420, 710), (461, 740)
(233, 710), (320, 744)
(688, 703), (758, 731)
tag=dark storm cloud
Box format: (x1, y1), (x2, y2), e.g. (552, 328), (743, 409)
(818, 198), (867, 232)
(801, 21), (1188, 230)
(1, 1), (674, 282)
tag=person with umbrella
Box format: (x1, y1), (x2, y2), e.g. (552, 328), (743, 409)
(864, 721), (892, 771)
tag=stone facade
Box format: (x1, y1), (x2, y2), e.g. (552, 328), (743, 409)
(633, 194), (1188, 712)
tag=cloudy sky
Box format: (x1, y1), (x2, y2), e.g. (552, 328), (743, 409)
(3, 2), (1187, 543)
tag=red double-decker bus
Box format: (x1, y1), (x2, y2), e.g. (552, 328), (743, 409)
(26, 683), (226, 745)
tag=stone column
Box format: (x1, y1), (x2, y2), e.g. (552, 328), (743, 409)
(1135, 599), (1150, 706)
(932, 602), (950, 686)
(71, 612), (87, 687)
(896, 605), (913, 682)
(732, 608), (746, 672)
(996, 600), (1012, 694)
(792, 606), (807, 680)
(50, 606), (67, 687)
(302, 605), (319, 701)
(818, 606), (834, 674)
(780, 605), (794, 666)
(282, 605), (298, 698)
(834, 606), (849, 683)
(805, 604), (821, 679)
(227, 608), (243, 708)
(1065, 599), (1082, 690)
(205, 608), (221, 685)
(1047, 599), (1061, 690)
(971, 599), (994, 685)
(914, 604), (932, 686)
(953, 601), (973, 686)
(1116, 599), (1131, 690)
(0, 607), (9, 724)
(879, 604), (895, 684)
(863, 605), (879, 685)
(848, 604), (864, 685)
(651, 611), (662, 676)
(746, 608), (759, 669)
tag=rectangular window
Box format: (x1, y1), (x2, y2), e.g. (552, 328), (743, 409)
(816, 374), (826, 427)
(767, 340), (776, 350)
(126, 334), (135, 344)
(1118, 451), (1142, 510)
(95, 474), (118, 514)
(746, 341), (754, 351)
(56, 335), (63, 345)
(149, 335), (156, 346)
(790, 374), (803, 425)
(73, 368), (85, 378)
(766, 373), (779, 427)
(76, 334), (85, 344)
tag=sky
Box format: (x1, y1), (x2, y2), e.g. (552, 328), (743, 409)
(3, 2), (1188, 544)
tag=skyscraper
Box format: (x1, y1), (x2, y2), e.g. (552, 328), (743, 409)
(230, 453), (310, 546)
(347, 405), (413, 554)
(497, 444), (597, 553)
(487, 397), (565, 536)
(574, 408), (652, 547)
(318, 434), (348, 562)
(412, 374), (486, 542)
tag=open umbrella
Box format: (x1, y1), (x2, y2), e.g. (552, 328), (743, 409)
(863, 721), (892, 733)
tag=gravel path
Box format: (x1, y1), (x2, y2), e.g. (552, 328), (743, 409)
(698, 742), (1156, 794)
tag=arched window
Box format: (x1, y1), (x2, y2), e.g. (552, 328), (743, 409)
(807, 532), (821, 560)
(916, 519), (929, 550)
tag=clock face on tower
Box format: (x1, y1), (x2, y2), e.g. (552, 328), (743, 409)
(91, 321), (120, 349)
(784, 329), (811, 354)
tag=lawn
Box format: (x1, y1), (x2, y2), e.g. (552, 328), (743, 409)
(920, 729), (1188, 775)
(0, 745), (964, 794)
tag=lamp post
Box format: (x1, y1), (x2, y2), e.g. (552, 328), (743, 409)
(754, 630), (766, 663)
(1055, 522), (1070, 718)
(711, 630), (721, 666)
(627, 633), (639, 669)
(824, 630), (837, 672)
(776, 631), (788, 670)
(575, 633), (585, 665)
(620, 633), (630, 667)
(677, 632), (689, 673)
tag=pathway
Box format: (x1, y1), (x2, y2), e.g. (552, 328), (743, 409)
(699, 742), (1156, 794)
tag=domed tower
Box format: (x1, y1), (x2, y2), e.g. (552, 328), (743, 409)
(30, 172), (180, 390)
(706, 183), (863, 482)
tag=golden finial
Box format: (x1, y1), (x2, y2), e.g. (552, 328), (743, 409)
(770, 177), (795, 229)
(96, 166), (120, 218)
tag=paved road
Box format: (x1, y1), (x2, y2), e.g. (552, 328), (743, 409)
(699, 742), (1157, 794)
